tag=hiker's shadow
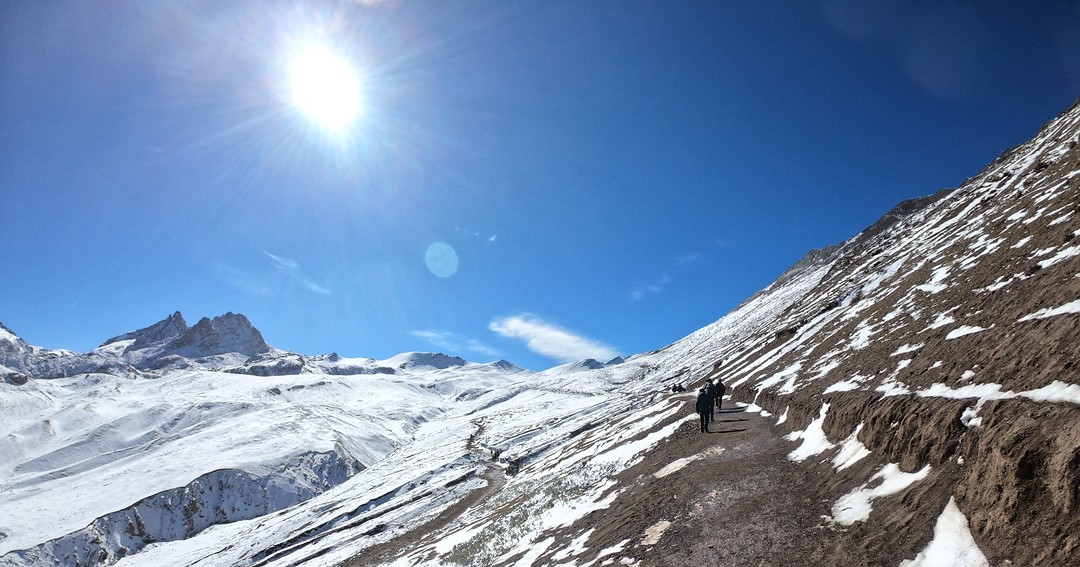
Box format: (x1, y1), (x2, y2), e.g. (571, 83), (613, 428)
(714, 428), (748, 434)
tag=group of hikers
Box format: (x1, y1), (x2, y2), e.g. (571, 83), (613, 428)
(668, 362), (729, 433)
(693, 378), (726, 433)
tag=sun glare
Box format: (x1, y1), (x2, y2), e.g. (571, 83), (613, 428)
(288, 45), (362, 132)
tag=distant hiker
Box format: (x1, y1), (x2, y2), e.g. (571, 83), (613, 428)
(695, 388), (712, 433)
(715, 379), (726, 410)
(704, 380), (717, 422)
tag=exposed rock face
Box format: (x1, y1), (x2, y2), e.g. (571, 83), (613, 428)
(692, 98), (1080, 566)
(391, 352), (468, 370)
(168, 313), (270, 359)
(5, 451), (363, 567)
(102, 311), (188, 351)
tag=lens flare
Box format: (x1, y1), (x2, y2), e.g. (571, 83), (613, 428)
(425, 243), (459, 278)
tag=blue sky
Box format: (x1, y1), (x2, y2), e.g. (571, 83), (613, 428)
(2, 0), (1078, 370)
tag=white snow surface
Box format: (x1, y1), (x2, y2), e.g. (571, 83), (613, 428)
(831, 463), (931, 525)
(784, 404), (834, 461)
(1018, 299), (1080, 321)
(901, 498), (988, 567)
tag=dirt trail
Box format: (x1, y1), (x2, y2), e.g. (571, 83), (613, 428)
(522, 397), (834, 566)
(526, 394), (946, 567)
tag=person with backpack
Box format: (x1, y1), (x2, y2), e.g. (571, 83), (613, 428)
(704, 380), (717, 422)
(715, 379), (727, 411)
(695, 387), (712, 433)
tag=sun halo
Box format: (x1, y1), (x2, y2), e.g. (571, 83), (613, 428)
(287, 45), (363, 132)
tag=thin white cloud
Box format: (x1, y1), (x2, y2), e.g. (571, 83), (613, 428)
(264, 251), (330, 295)
(412, 329), (458, 351)
(264, 251), (299, 270)
(629, 251), (704, 301)
(675, 252), (702, 266)
(303, 281), (331, 295)
(466, 339), (502, 358)
(489, 314), (617, 363)
(630, 272), (673, 301)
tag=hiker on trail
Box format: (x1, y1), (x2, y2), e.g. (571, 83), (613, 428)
(695, 387), (712, 433)
(715, 379), (726, 411)
(704, 380), (717, 422)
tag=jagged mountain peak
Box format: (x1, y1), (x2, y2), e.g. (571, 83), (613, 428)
(0, 322), (25, 346)
(102, 311), (189, 350)
(168, 312), (270, 359)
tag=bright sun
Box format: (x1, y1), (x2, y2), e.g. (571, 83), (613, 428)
(288, 45), (362, 132)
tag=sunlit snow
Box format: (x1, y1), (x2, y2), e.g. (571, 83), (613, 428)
(831, 464), (931, 525)
(900, 498), (988, 567)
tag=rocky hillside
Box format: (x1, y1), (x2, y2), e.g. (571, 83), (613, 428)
(662, 98), (1080, 566)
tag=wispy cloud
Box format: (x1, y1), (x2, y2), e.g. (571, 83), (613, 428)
(630, 272), (673, 301)
(412, 329), (501, 359)
(264, 251), (330, 295)
(675, 252), (703, 267)
(629, 252), (704, 301)
(488, 314), (617, 363)
(265, 252), (299, 270)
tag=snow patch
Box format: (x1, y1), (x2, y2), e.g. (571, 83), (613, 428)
(832, 424), (871, 471)
(550, 529), (594, 562)
(945, 326), (986, 340)
(831, 463), (931, 525)
(785, 404), (834, 462)
(900, 498), (988, 567)
(1022, 381), (1080, 404)
(824, 374), (870, 394)
(877, 360), (912, 397)
(916, 266), (950, 293)
(849, 323), (876, 350)
(891, 343), (924, 357)
(1048, 211), (1074, 226)
(927, 312), (956, 330)
(961, 407), (982, 427)
(1018, 299), (1080, 321)
(1038, 245), (1080, 269)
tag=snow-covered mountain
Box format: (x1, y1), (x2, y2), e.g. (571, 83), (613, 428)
(1, 98), (1078, 567)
